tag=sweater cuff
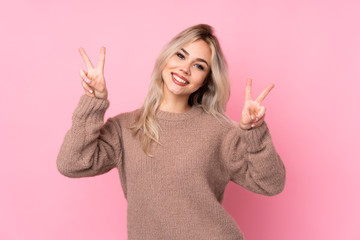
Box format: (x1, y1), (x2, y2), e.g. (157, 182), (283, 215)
(72, 95), (110, 121)
(238, 121), (269, 153)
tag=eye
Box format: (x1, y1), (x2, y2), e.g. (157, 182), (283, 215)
(176, 52), (185, 59)
(195, 64), (204, 71)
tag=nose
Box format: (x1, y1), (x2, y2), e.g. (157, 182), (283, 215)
(180, 62), (191, 75)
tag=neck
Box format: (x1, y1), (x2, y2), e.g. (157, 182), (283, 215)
(159, 100), (191, 113)
(159, 92), (191, 113)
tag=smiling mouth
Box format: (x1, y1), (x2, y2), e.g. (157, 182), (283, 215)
(172, 73), (189, 85)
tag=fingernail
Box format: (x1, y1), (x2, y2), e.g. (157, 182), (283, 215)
(84, 78), (91, 84)
(251, 123), (255, 128)
(251, 116), (255, 120)
(255, 117), (259, 122)
(89, 89), (93, 93)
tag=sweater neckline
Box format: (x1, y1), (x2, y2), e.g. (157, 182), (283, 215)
(156, 105), (203, 121)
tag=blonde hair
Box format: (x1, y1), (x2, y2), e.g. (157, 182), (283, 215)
(130, 24), (231, 157)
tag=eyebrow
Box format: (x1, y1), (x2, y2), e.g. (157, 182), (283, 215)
(180, 48), (209, 66)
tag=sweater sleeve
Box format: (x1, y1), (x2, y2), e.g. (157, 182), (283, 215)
(56, 95), (122, 178)
(224, 121), (286, 196)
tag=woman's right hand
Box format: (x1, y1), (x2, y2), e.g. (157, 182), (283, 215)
(79, 46), (108, 100)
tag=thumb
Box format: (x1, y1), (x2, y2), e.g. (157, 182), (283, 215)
(79, 69), (93, 86)
(256, 106), (266, 119)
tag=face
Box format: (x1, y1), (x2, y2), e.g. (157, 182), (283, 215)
(161, 39), (212, 101)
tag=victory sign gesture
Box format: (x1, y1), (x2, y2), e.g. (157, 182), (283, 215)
(79, 46), (108, 100)
(238, 79), (275, 130)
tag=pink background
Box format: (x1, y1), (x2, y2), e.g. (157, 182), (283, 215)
(1, 0), (359, 239)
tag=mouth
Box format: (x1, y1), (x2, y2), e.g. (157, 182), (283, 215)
(171, 72), (189, 86)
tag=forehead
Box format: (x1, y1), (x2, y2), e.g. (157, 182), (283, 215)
(182, 39), (212, 62)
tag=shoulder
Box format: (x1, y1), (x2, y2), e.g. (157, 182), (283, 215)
(197, 107), (237, 131)
(110, 108), (141, 128)
(194, 107), (240, 141)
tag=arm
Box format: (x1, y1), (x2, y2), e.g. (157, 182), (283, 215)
(56, 95), (122, 178)
(225, 121), (286, 196)
(226, 78), (285, 195)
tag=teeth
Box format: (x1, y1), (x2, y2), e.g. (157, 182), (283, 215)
(173, 74), (187, 84)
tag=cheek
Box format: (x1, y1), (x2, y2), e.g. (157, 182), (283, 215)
(162, 63), (171, 78)
(164, 57), (178, 68)
(162, 62), (174, 77)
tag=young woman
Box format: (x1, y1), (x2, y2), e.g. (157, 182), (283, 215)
(57, 24), (286, 240)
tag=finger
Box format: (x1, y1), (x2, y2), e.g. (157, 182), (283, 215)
(245, 78), (252, 101)
(251, 113), (256, 121)
(248, 104), (259, 121)
(251, 118), (264, 129)
(79, 68), (87, 79)
(255, 83), (274, 104)
(79, 47), (94, 70)
(98, 46), (106, 72)
(81, 79), (95, 96)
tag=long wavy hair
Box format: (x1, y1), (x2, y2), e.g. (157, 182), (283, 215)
(130, 24), (232, 157)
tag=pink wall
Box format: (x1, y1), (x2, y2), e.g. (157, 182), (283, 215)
(1, 0), (359, 239)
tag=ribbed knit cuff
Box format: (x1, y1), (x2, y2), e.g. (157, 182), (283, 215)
(238, 121), (269, 153)
(72, 95), (110, 122)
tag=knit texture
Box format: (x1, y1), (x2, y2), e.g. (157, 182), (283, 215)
(57, 95), (286, 240)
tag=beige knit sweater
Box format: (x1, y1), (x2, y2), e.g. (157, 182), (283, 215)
(57, 95), (286, 240)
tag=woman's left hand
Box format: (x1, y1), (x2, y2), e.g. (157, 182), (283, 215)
(238, 79), (274, 130)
